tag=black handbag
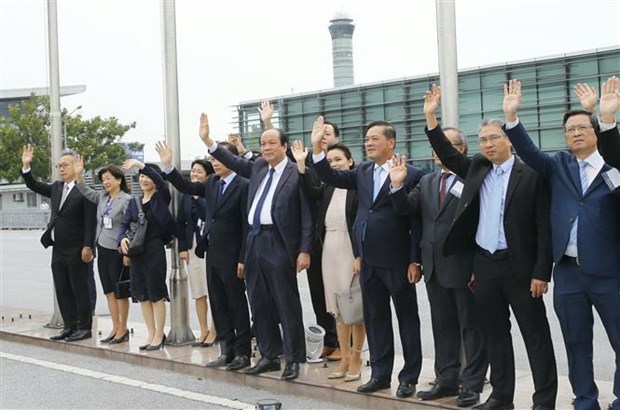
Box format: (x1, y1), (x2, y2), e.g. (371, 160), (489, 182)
(121, 197), (148, 256)
(114, 266), (131, 299)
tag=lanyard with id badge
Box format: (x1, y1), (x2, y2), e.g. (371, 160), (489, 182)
(103, 196), (114, 229)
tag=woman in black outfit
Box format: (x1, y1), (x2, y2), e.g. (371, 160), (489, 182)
(119, 160), (176, 351)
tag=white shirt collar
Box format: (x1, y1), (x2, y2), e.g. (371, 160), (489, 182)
(580, 150), (604, 170)
(270, 156), (289, 175)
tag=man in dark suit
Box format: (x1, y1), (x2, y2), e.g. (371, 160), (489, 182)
(311, 116), (424, 398)
(260, 101), (340, 358)
(574, 76), (620, 169)
(389, 127), (487, 406)
(198, 113), (312, 381)
(21, 145), (96, 342)
(503, 78), (620, 410)
(157, 141), (252, 371)
(424, 84), (557, 410)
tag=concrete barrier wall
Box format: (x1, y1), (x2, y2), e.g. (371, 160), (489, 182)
(0, 210), (50, 229)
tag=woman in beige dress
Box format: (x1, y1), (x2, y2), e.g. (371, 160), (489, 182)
(293, 141), (366, 382)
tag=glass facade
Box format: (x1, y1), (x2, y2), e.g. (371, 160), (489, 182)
(233, 47), (619, 172)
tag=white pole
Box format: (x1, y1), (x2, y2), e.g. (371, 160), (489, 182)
(45, 0), (64, 329)
(161, 0), (194, 345)
(436, 0), (459, 127)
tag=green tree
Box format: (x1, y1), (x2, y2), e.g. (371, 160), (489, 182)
(0, 94), (137, 183)
(0, 95), (51, 182)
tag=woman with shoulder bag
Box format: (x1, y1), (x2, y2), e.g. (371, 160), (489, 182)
(74, 156), (132, 344)
(292, 140), (366, 382)
(119, 160), (177, 351)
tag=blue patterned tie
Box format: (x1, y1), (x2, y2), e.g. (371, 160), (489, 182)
(252, 168), (275, 235)
(567, 160), (589, 251)
(216, 179), (226, 204)
(373, 166), (384, 201)
(484, 167), (504, 253)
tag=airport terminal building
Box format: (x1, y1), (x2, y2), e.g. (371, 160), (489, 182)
(233, 47), (619, 172)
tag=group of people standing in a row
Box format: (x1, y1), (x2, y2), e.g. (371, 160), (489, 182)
(22, 75), (619, 410)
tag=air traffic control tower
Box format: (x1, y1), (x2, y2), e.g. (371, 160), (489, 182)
(328, 13), (355, 88)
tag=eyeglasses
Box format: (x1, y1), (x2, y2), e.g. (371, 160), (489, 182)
(564, 125), (593, 135)
(478, 134), (504, 145)
(55, 163), (70, 169)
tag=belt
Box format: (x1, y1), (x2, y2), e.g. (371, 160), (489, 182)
(476, 246), (509, 259)
(250, 224), (274, 231)
(561, 255), (580, 266)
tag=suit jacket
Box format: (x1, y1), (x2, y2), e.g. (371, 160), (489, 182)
(118, 165), (177, 244)
(599, 125), (620, 169)
(505, 121), (620, 277)
(22, 171), (96, 254)
(427, 125), (553, 282)
(77, 182), (132, 250)
(300, 168), (358, 251)
(164, 168), (248, 268)
(313, 156), (424, 269)
(391, 171), (474, 288)
(176, 194), (206, 253)
(210, 146), (313, 269)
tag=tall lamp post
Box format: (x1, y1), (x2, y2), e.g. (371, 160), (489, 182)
(63, 105), (82, 149)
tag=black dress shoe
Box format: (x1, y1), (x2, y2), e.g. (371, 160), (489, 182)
(145, 334), (166, 351)
(108, 330), (130, 345)
(280, 362), (300, 381)
(417, 383), (459, 400)
(226, 355), (250, 371)
(472, 398), (515, 410)
(396, 382), (416, 398)
(100, 333), (116, 343)
(356, 378), (391, 393)
(457, 389), (480, 407)
(243, 357), (281, 375)
(65, 329), (92, 342)
(206, 355), (233, 368)
(50, 329), (74, 341)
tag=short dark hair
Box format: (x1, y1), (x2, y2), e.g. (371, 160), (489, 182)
(366, 120), (396, 140)
(443, 126), (469, 155)
(327, 142), (355, 169)
(191, 158), (214, 175)
(97, 164), (129, 193)
(217, 141), (239, 156)
(324, 121), (340, 139)
(140, 163), (162, 176)
(562, 110), (600, 136)
(262, 128), (289, 147)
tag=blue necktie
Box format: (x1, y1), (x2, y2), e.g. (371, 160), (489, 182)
(567, 161), (589, 251)
(373, 166), (384, 201)
(252, 168), (275, 235)
(216, 179), (226, 204)
(484, 167), (504, 253)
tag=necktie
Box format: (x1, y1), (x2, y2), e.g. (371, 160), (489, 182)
(373, 166), (384, 201)
(252, 168), (275, 235)
(439, 172), (450, 207)
(484, 167), (504, 253)
(567, 161), (589, 251)
(217, 180), (226, 204)
(59, 184), (70, 209)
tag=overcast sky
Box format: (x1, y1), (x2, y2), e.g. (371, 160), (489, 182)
(1, 0), (619, 162)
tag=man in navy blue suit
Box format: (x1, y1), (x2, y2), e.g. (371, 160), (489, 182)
(503, 78), (620, 410)
(199, 113), (313, 382)
(311, 116), (424, 398)
(157, 141), (252, 371)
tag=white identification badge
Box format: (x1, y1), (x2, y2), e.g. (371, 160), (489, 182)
(602, 168), (620, 191)
(449, 180), (464, 198)
(103, 215), (112, 229)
